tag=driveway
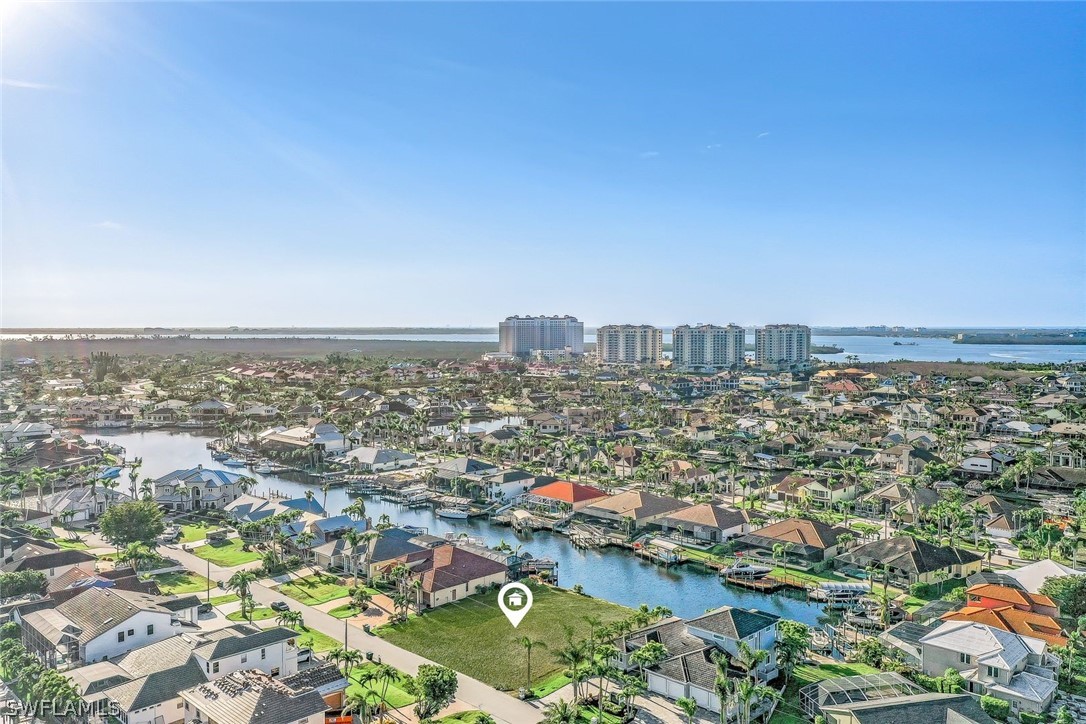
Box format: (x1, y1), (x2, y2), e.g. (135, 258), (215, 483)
(165, 541), (544, 723)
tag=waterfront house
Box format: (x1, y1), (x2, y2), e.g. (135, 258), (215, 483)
(940, 606), (1067, 648)
(964, 584), (1060, 617)
(521, 480), (609, 512)
(838, 537), (982, 586)
(820, 692), (998, 724)
(579, 490), (688, 529)
(891, 401), (939, 429)
(736, 518), (851, 563)
(617, 607), (779, 714)
(187, 399), (234, 424)
(379, 544), (508, 607)
(433, 456), (499, 481)
(656, 504), (761, 543)
(154, 466), (246, 512)
(918, 621), (1059, 714)
(225, 494), (324, 524)
(36, 485), (131, 523)
(339, 446), (416, 472)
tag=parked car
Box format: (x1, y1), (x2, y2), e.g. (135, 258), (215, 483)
(198, 603), (213, 614)
(270, 601), (290, 612)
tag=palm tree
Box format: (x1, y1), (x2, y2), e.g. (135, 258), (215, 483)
(630, 641), (669, 680)
(677, 696), (698, 724)
(321, 483), (331, 518)
(543, 699), (580, 724)
(342, 689), (381, 724)
(732, 640), (769, 681)
(373, 662), (399, 717)
(276, 609), (303, 629)
(227, 570), (258, 620)
(553, 637), (590, 701)
(517, 635), (548, 691)
(296, 530), (317, 573)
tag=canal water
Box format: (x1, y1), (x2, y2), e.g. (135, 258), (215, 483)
(90, 430), (831, 626)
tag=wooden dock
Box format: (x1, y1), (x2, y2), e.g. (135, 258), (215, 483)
(723, 572), (813, 593)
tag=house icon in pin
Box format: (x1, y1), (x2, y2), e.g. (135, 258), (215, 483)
(506, 591), (525, 608)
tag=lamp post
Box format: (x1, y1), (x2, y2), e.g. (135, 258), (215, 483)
(207, 557), (211, 603)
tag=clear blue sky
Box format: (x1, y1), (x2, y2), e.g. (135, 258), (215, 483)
(3, 2), (1083, 328)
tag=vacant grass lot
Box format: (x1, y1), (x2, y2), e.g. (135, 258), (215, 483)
(153, 571), (214, 595)
(277, 573), (351, 605)
(769, 662), (880, 724)
(347, 664), (417, 709)
(192, 539), (262, 567)
(377, 583), (630, 691)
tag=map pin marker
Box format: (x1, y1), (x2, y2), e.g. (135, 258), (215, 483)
(498, 582), (533, 628)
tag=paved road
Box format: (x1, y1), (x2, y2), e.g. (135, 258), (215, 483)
(163, 543), (545, 724)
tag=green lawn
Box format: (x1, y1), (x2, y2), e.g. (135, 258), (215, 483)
(328, 603), (364, 619)
(180, 522), (215, 543)
(292, 627), (339, 653)
(347, 664), (418, 709)
(153, 571), (214, 595)
(277, 573), (352, 605)
(191, 539), (262, 567)
(770, 662), (880, 724)
(53, 538), (90, 550)
(209, 593), (240, 606)
(227, 607), (277, 622)
(376, 582), (630, 691)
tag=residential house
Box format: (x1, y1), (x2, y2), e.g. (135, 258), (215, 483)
(380, 544), (508, 607)
(187, 399), (234, 424)
(579, 491), (688, 530)
(875, 445), (945, 476)
(919, 621), (1059, 714)
(1003, 558), (1086, 594)
(521, 480), (609, 512)
(655, 505), (761, 544)
(2, 542), (97, 581)
(891, 401), (939, 429)
(339, 446), (416, 472)
(821, 692), (998, 724)
(940, 606), (1067, 648)
(179, 669), (330, 724)
(154, 466), (247, 512)
(838, 537), (982, 586)
(736, 518), (851, 563)
(618, 607), (779, 714)
(21, 588), (199, 666)
(964, 584), (1060, 618)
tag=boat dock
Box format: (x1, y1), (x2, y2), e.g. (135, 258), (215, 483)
(723, 572), (813, 593)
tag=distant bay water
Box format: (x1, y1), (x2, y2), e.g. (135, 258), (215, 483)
(2, 332), (1084, 364)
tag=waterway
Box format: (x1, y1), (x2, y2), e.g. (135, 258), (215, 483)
(90, 429), (831, 626)
(8, 332), (1084, 363)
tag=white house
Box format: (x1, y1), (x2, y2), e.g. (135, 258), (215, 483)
(153, 466), (247, 512)
(919, 620), (1060, 714)
(339, 446), (416, 472)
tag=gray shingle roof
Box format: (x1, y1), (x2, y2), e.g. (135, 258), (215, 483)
(687, 606), (780, 640)
(192, 626), (296, 661)
(102, 659), (207, 711)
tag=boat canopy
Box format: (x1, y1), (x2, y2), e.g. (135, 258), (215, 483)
(816, 582), (870, 593)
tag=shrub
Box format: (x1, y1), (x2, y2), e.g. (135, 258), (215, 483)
(979, 695), (1010, 721)
(0, 623), (19, 641)
(1019, 712), (1044, 724)
(909, 582), (931, 598)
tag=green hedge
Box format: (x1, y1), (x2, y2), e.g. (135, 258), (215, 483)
(979, 695), (1009, 722)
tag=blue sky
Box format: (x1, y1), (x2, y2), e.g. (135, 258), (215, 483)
(2, 2), (1083, 328)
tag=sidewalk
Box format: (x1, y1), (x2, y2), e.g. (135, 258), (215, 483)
(164, 541), (544, 723)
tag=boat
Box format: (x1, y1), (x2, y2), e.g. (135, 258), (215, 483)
(222, 458), (247, 468)
(436, 507), (471, 519)
(721, 561), (773, 579)
(211, 452), (230, 461)
(810, 629), (832, 653)
(809, 581), (870, 605)
(253, 459), (274, 474)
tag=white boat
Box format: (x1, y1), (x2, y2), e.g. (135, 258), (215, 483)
(222, 458), (247, 468)
(253, 460), (274, 474)
(436, 507), (470, 519)
(722, 561), (773, 579)
(810, 581), (870, 604)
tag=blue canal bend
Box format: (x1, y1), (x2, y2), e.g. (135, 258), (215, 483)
(92, 429), (830, 627)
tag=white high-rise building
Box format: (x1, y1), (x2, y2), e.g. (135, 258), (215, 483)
(671, 324), (745, 369)
(596, 325), (663, 365)
(498, 315), (584, 359)
(755, 324), (811, 368)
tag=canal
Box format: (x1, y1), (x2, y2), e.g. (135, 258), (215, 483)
(90, 429), (832, 626)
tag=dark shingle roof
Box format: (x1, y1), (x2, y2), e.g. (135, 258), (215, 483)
(652, 647), (719, 690)
(822, 692), (997, 724)
(102, 659), (207, 711)
(842, 537), (982, 576)
(192, 626), (297, 660)
(687, 606), (780, 640)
